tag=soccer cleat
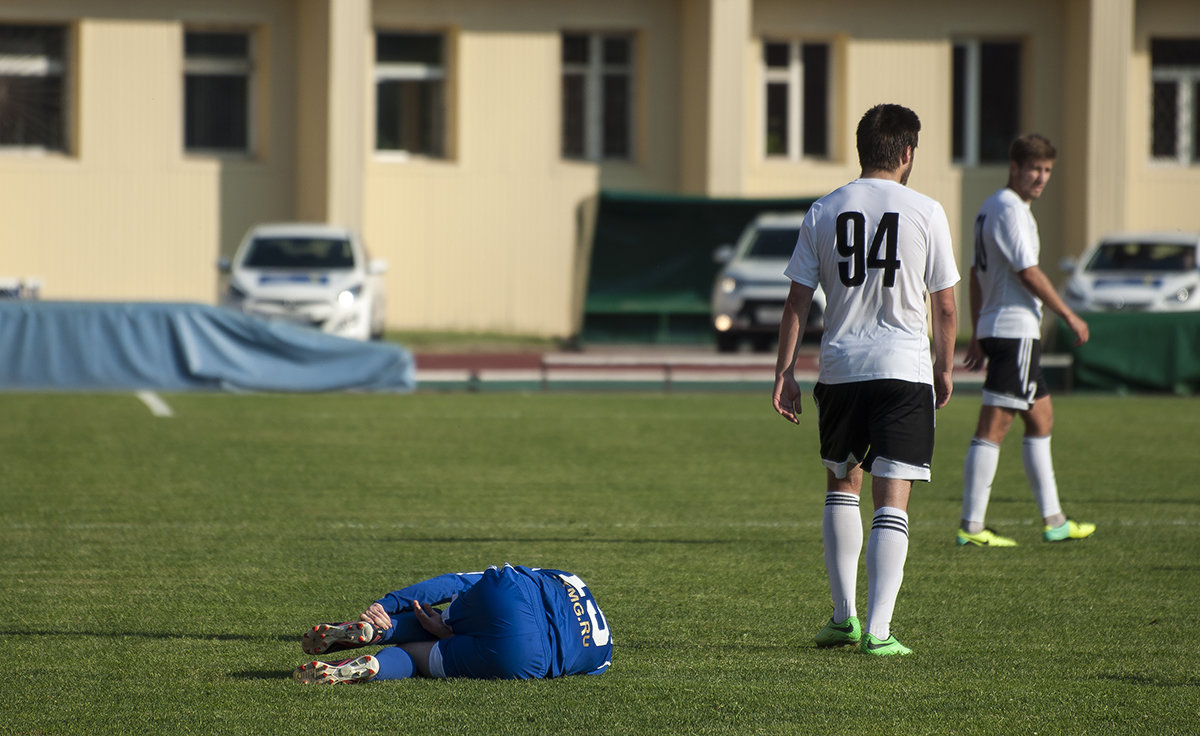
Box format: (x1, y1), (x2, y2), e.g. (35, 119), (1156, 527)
(814, 616), (862, 647)
(302, 621), (379, 655)
(956, 528), (1018, 547)
(1043, 519), (1096, 542)
(860, 633), (912, 656)
(293, 654), (380, 685)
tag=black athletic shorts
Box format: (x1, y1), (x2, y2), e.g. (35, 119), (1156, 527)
(812, 379), (935, 482)
(979, 337), (1049, 410)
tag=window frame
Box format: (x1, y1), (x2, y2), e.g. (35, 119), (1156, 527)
(952, 38), (1022, 167)
(560, 31), (635, 162)
(373, 30), (448, 159)
(1150, 39), (1200, 165)
(0, 23), (71, 154)
(183, 28), (255, 157)
(761, 38), (831, 161)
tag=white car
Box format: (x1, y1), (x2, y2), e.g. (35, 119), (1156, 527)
(219, 223), (388, 340)
(711, 211), (825, 352)
(1061, 231), (1200, 313)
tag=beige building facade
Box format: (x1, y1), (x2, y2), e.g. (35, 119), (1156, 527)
(2, 0), (1198, 336)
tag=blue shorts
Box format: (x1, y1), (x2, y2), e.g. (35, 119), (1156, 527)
(432, 566), (552, 679)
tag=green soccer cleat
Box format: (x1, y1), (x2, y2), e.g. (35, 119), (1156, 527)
(956, 528), (1018, 547)
(302, 621), (380, 655)
(1043, 519), (1096, 542)
(860, 633), (912, 656)
(293, 654), (380, 685)
(814, 616), (862, 647)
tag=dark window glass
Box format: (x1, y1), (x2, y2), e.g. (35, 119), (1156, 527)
(602, 73), (629, 157)
(603, 37), (629, 66)
(562, 34), (588, 65)
(1152, 81), (1178, 158)
(185, 32), (247, 58)
(978, 42), (1020, 163)
(951, 45), (966, 161)
(185, 75), (247, 150)
(0, 25), (66, 150)
(1151, 39), (1200, 66)
(764, 42), (789, 68)
(802, 43), (828, 156)
(765, 82), (788, 156)
(376, 79), (444, 155)
(562, 74), (585, 158)
(377, 33), (442, 64)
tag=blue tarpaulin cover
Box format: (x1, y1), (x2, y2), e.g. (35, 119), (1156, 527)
(0, 301), (416, 392)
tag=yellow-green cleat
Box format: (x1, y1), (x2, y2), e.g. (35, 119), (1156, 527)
(1043, 519), (1096, 542)
(956, 528), (1018, 547)
(860, 633), (912, 656)
(814, 616), (861, 647)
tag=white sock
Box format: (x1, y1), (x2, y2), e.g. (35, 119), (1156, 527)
(961, 438), (1000, 533)
(865, 506), (909, 641)
(822, 492), (862, 623)
(1022, 435), (1062, 520)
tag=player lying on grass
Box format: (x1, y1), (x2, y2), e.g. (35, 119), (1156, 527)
(293, 563), (613, 684)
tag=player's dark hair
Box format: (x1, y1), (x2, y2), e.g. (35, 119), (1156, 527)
(1009, 134), (1057, 166)
(856, 104), (921, 172)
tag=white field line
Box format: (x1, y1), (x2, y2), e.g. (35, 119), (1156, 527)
(135, 391), (174, 417)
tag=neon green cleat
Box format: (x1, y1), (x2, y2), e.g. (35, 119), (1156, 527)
(860, 633), (912, 656)
(814, 616), (861, 647)
(956, 528), (1018, 547)
(1043, 519), (1096, 542)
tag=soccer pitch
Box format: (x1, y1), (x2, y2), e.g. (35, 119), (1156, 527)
(2, 391), (1197, 735)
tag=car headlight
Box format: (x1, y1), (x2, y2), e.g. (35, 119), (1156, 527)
(1172, 285), (1194, 304)
(719, 276), (739, 294)
(338, 285), (363, 307)
(228, 282), (248, 302)
(1064, 281), (1086, 301)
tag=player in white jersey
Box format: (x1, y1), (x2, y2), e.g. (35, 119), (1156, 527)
(773, 104), (958, 656)
(957, 134), (1095, 547)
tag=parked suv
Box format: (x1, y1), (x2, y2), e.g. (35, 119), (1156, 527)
(219, 223), (388, 340)
(711, 212), (824, 352)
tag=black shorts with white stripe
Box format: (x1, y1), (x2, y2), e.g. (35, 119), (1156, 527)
(979, 337), (1049, 410)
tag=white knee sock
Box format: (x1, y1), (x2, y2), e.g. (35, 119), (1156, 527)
(865, 507), (909, 641)
(961, 438), (1000, 533)
(1022, 435), (1062, 520)
(822, 492), (862, 623)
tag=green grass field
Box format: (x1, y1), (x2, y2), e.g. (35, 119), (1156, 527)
(2, 390), (1197, 735)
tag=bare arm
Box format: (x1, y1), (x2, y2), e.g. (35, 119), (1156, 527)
(772, 281), (814, 424)
(1016, 265), (1089, 346)
(929, 286), (957, 409)
(963, 267), (986, 371)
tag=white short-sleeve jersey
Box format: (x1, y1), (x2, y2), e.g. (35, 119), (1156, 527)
(972, 187), (1043, 338)
(785, 178), (959, 385)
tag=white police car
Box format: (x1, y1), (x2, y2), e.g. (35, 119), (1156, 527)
(219, 223), (388, 340)
(711, 212), (825, 352)
(1061, 232), (1200, 313)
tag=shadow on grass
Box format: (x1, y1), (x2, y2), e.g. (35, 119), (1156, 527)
(0, 629), (295, 643)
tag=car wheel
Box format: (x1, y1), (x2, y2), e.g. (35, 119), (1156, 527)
(715, 332), (739, 353)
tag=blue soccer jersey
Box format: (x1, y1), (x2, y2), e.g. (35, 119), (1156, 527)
(373, 564), (612, 679)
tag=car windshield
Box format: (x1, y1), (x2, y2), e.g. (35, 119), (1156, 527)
(1085, 242), (1197, 273)
(243, 237), (355, 269)
(744, 227), (801, 259)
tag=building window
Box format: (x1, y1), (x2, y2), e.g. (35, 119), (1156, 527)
(0, 24), (67, 152)
(375, 32), (445, 157)
(561, 32), (633, 161)
(763, 40), (829, 159)
(184, 30), (252, 153)
(953, 40), (1020, 165)
(1151, 39), (1200, 164)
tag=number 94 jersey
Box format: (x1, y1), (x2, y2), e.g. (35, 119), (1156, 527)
(785, 177), (959, 386)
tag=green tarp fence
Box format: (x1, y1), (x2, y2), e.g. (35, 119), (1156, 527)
(583, 190), (815, 342)
(1054, 311), (1200, 394)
